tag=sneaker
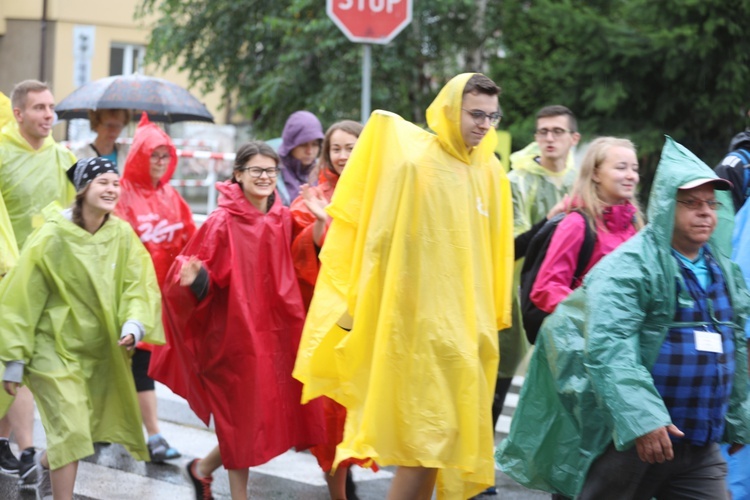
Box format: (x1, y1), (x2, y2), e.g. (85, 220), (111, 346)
(18, 447), (37, 488)
(0, 440), (19, 474)
(148, 434), (182, 463)
(35, 452), (52, 500)
(186, 458), (214, 500)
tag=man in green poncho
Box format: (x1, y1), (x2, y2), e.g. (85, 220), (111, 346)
(497, 137), (750, 499)
(494, 105), (580, 425)
(0, 79), (76, 485)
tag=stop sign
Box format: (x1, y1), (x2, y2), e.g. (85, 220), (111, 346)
(327, 0), (413, 45)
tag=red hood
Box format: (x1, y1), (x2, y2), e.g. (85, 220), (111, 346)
(122, 113), (177, 188)
(216, 180), (282, 217)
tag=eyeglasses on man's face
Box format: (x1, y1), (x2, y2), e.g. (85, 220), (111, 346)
(676, 199), (723, 211)
(462, 109), (502, 128)
(239, 167), (280, 179)
(535, 128), (572, 138)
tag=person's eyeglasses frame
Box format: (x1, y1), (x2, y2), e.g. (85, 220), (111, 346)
(676, 199), (723, 211)
(462, 108), (502, 128)
(238, 166), (281, 179)
(150, 153), (171, 164)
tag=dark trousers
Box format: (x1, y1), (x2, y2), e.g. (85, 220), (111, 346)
(578, 441), (728, 500)
(492, 377), (513, 427)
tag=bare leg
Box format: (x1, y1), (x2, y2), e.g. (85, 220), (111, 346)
(7, 387), (34, 449)
(197, 445), (223, 477)
(325, 465), (349, 500)
(137, 390), (160, 436)
(227, 467), (249, 500)
(0, 416), (10, 438)
(41, 451), (78, 500)
(387, 466), (437, 500)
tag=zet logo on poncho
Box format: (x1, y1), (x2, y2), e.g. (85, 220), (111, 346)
(138, 219), (185, 244)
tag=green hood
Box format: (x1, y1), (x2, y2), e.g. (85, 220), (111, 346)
(645, 136), (734, 254)
(508, 140), (576, 178)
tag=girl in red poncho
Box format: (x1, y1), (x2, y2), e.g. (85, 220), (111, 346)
(290, 120), (372, 500)
(115, 113), (195, 463)
(149, 141), (324, 500)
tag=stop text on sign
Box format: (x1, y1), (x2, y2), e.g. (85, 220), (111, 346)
(337, 0), (402, 14)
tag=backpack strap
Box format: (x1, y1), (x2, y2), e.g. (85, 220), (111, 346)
(572, 210), (596, 283)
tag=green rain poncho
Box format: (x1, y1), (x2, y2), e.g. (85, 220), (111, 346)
(497, 137), (750, 496)
(498, 142), (577, 377)
(0, 205), (164, 469)
(0, 121), (76, 249)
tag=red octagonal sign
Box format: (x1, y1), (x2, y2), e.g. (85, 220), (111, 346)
(327, 0), (413, 45)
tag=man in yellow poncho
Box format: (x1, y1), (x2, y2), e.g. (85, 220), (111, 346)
(294, 73), (514, 499)
(0, 80), (76, 484)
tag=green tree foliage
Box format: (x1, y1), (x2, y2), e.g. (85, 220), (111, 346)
(495, 0), (750, 174)
(138, 0), (504, 135)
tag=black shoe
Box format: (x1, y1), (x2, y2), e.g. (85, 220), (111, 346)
(185, 458), (214, 500)
(0, 440), (19, 474)
(345, 468), (359, 500)
(17, 447), (37, 488)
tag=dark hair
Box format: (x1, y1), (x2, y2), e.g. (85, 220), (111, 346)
(10, 80), (49, 110)
(71, 185), (110, 230)
(88, 108), (131, 131)
(536, 105), (578, 133)
(463, 74), (501, 97)
(232, 141), (280, 184)
(321, 120), (364, 174)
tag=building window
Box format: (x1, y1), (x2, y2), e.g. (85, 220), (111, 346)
(109, 44), (145, 76)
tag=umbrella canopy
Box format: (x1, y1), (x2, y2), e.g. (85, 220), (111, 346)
(55, 74), (214, 123)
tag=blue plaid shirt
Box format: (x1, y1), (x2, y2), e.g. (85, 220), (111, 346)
(651, 247), (736, 445)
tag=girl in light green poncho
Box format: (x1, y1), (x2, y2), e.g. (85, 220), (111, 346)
(0, 157), (163, 500)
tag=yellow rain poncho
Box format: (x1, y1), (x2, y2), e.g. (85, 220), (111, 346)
(0, 93), (19, 275)
(498, 142), (577, 377)
(0, 121), (76, 249)
(294, 73), (514, 499)
(0, 204), (164, 469)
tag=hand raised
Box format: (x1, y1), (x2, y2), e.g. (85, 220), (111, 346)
(301, 184), (329, 222)
(180, 256), (202, 287)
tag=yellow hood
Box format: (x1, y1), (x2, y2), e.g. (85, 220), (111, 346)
(426, 72), (499, 165)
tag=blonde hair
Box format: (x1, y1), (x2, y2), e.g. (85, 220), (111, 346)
(571, 137), (644, 232)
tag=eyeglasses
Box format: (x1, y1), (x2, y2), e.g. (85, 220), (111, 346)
(535, 128), (572, 138)
(238, 167), (280, 178)
(150, 153), (171, 163)
(462, 109), (502, 128)
(676, 199), (723, 211)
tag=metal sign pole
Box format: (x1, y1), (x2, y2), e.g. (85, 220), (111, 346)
(361, 44), (371, 123)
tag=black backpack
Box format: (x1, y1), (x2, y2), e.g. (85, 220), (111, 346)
(519, 211), (596, 344)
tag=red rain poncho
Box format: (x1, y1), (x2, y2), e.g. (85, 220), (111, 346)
(149, 181), (324, 468)
(290, 169), (337, 309)
(115, 114), (195, 286)
(115, 114), (195, 352)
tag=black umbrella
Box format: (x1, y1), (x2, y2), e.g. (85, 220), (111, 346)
(55, 74), (214, 123)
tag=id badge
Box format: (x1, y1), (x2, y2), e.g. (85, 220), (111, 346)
(694, 330), (723, 354)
